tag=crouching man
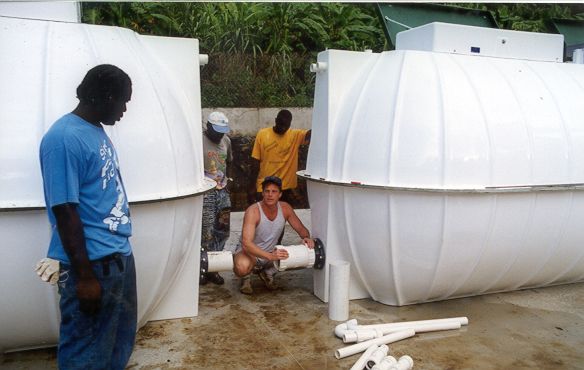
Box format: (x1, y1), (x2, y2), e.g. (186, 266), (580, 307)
(233, 176), (314, 294)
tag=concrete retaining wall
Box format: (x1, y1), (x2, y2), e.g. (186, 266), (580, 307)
(202, 107), (313, 136)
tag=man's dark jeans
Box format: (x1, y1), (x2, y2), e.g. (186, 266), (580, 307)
(57, 253), (137, 370)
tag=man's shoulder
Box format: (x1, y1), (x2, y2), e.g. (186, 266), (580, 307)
(289, 128), (308, 137)
(222, 134), (232, 146)
(42, 115), (80, 148)
(279, 201), (293, 216)
(244, 202), (260, 221)
(257, 127), (272, 137)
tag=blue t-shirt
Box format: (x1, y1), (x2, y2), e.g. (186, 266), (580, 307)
(39, 113), (132, 263)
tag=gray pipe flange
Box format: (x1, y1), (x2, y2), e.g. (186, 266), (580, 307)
(200, 248), (208, 279)
(313, 238), (325, 270)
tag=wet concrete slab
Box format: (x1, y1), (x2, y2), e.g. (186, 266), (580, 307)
(3, 210), (584, 369)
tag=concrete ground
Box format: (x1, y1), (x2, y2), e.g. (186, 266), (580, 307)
(2, 210), (584, 369)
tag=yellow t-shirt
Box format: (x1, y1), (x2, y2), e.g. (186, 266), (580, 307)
(252, 127), (308, 192)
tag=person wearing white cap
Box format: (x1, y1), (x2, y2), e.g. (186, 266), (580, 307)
(201, 111), (233, 285)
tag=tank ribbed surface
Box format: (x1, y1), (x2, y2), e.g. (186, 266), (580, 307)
(307, 47), (584, 306)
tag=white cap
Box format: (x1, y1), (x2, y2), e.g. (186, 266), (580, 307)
(207, 111), (230, 133)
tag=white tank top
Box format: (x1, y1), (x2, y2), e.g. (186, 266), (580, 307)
(254, 201), (286, 253)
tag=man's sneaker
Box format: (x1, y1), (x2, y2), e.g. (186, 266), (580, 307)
(240, 276), (253, 295)
(258, 270), (278, 291)
(207, 272), (224, 285)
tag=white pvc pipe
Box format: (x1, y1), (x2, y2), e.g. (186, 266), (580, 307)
(207, 251), (233, 272)
(199, 54), (209, 66)
(350, 344), (378, 370)
(345, 321), (461, 343)
(371, 356), (398, 370)
(328, 261), (350, 321)
(366, 344), (389, 369)
(573, 49), (584, 64)
(343, 328), (384, 343)
(389, 355), (413, 370)
(335, 329), (415, 359)
(275, 245), (315, 271)
(310, 61), (328, 73)
(348, 317), (468, 331)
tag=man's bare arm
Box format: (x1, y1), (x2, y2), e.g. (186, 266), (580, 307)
(281, 202), (315, 248)
(53, 203), (101, 315)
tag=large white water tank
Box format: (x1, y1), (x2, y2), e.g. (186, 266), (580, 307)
(0, 10), (213, 351)
(303, 23), (584, 306)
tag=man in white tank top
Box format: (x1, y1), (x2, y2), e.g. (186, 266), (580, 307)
(233, 176), (314, 294)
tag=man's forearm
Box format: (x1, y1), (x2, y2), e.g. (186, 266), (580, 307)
(242, 242), (273, 261)
(52, 204), (95, 279)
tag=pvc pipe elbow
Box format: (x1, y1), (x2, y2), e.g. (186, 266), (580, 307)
(334, 319), (358, 338)
(366, 344), (389, 369)
(389, 355), (413, 370)
(199, 54), (209, 66)
(371, 356), (397, 370)
(335, 329), (415, 359)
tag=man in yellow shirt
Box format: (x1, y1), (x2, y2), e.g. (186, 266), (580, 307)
(249, 109), (311, 204)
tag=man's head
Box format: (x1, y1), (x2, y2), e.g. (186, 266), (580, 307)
(206, 111), (230, 143)
(261, 176), (282, 204)
(76, 64), (132, 126)
(273, 109), (292, 135)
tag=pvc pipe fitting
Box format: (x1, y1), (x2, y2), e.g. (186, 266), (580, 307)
(335, 329), (415, 359)
(200, 250), (233, 281)
(328, 261), (350, 321)
(275, 238), (326, 271)
(371, 356), (398, 370)
(207, 251), (233, 272)
(199, 54), (209, 66)
(334, 319), (358, 338)
(275, 245), (315, 271)
(310, 61), (327, 73)
(343, 328), (384, 343)
(350, 344), (378, 370)
(389, 355), (413, 370)
(366, 344), (389, 369)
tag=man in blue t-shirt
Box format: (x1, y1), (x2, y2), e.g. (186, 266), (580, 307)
(39, 64), (136, 370)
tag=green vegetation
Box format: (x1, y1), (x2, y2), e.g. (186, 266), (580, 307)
(82, 3), (584, 107)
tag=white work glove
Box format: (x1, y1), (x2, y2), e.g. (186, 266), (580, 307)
(35, 258), (60, 285)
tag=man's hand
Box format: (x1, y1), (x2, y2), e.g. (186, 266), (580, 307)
(76, 277), (102, 315)
(270, 248), (289, 261)
(303, 238), (315, 249)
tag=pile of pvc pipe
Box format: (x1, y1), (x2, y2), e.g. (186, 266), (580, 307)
(334, 317), (469, 369)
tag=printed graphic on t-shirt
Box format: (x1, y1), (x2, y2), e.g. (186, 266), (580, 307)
(100, 139), (130, 232)
(206, 151), (228, 188)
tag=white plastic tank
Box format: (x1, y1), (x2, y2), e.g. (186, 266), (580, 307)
(0, 5), (213, 351)
(303, 23), (584, 306)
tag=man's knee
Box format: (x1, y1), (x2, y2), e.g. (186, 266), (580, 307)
(233, 253), (253, 277)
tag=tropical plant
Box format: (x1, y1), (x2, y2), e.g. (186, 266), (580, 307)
(81, 2), (584, 107)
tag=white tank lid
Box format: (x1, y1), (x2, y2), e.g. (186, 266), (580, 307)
(0, 1), (80, 22)
(396, 22), (564, 63)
